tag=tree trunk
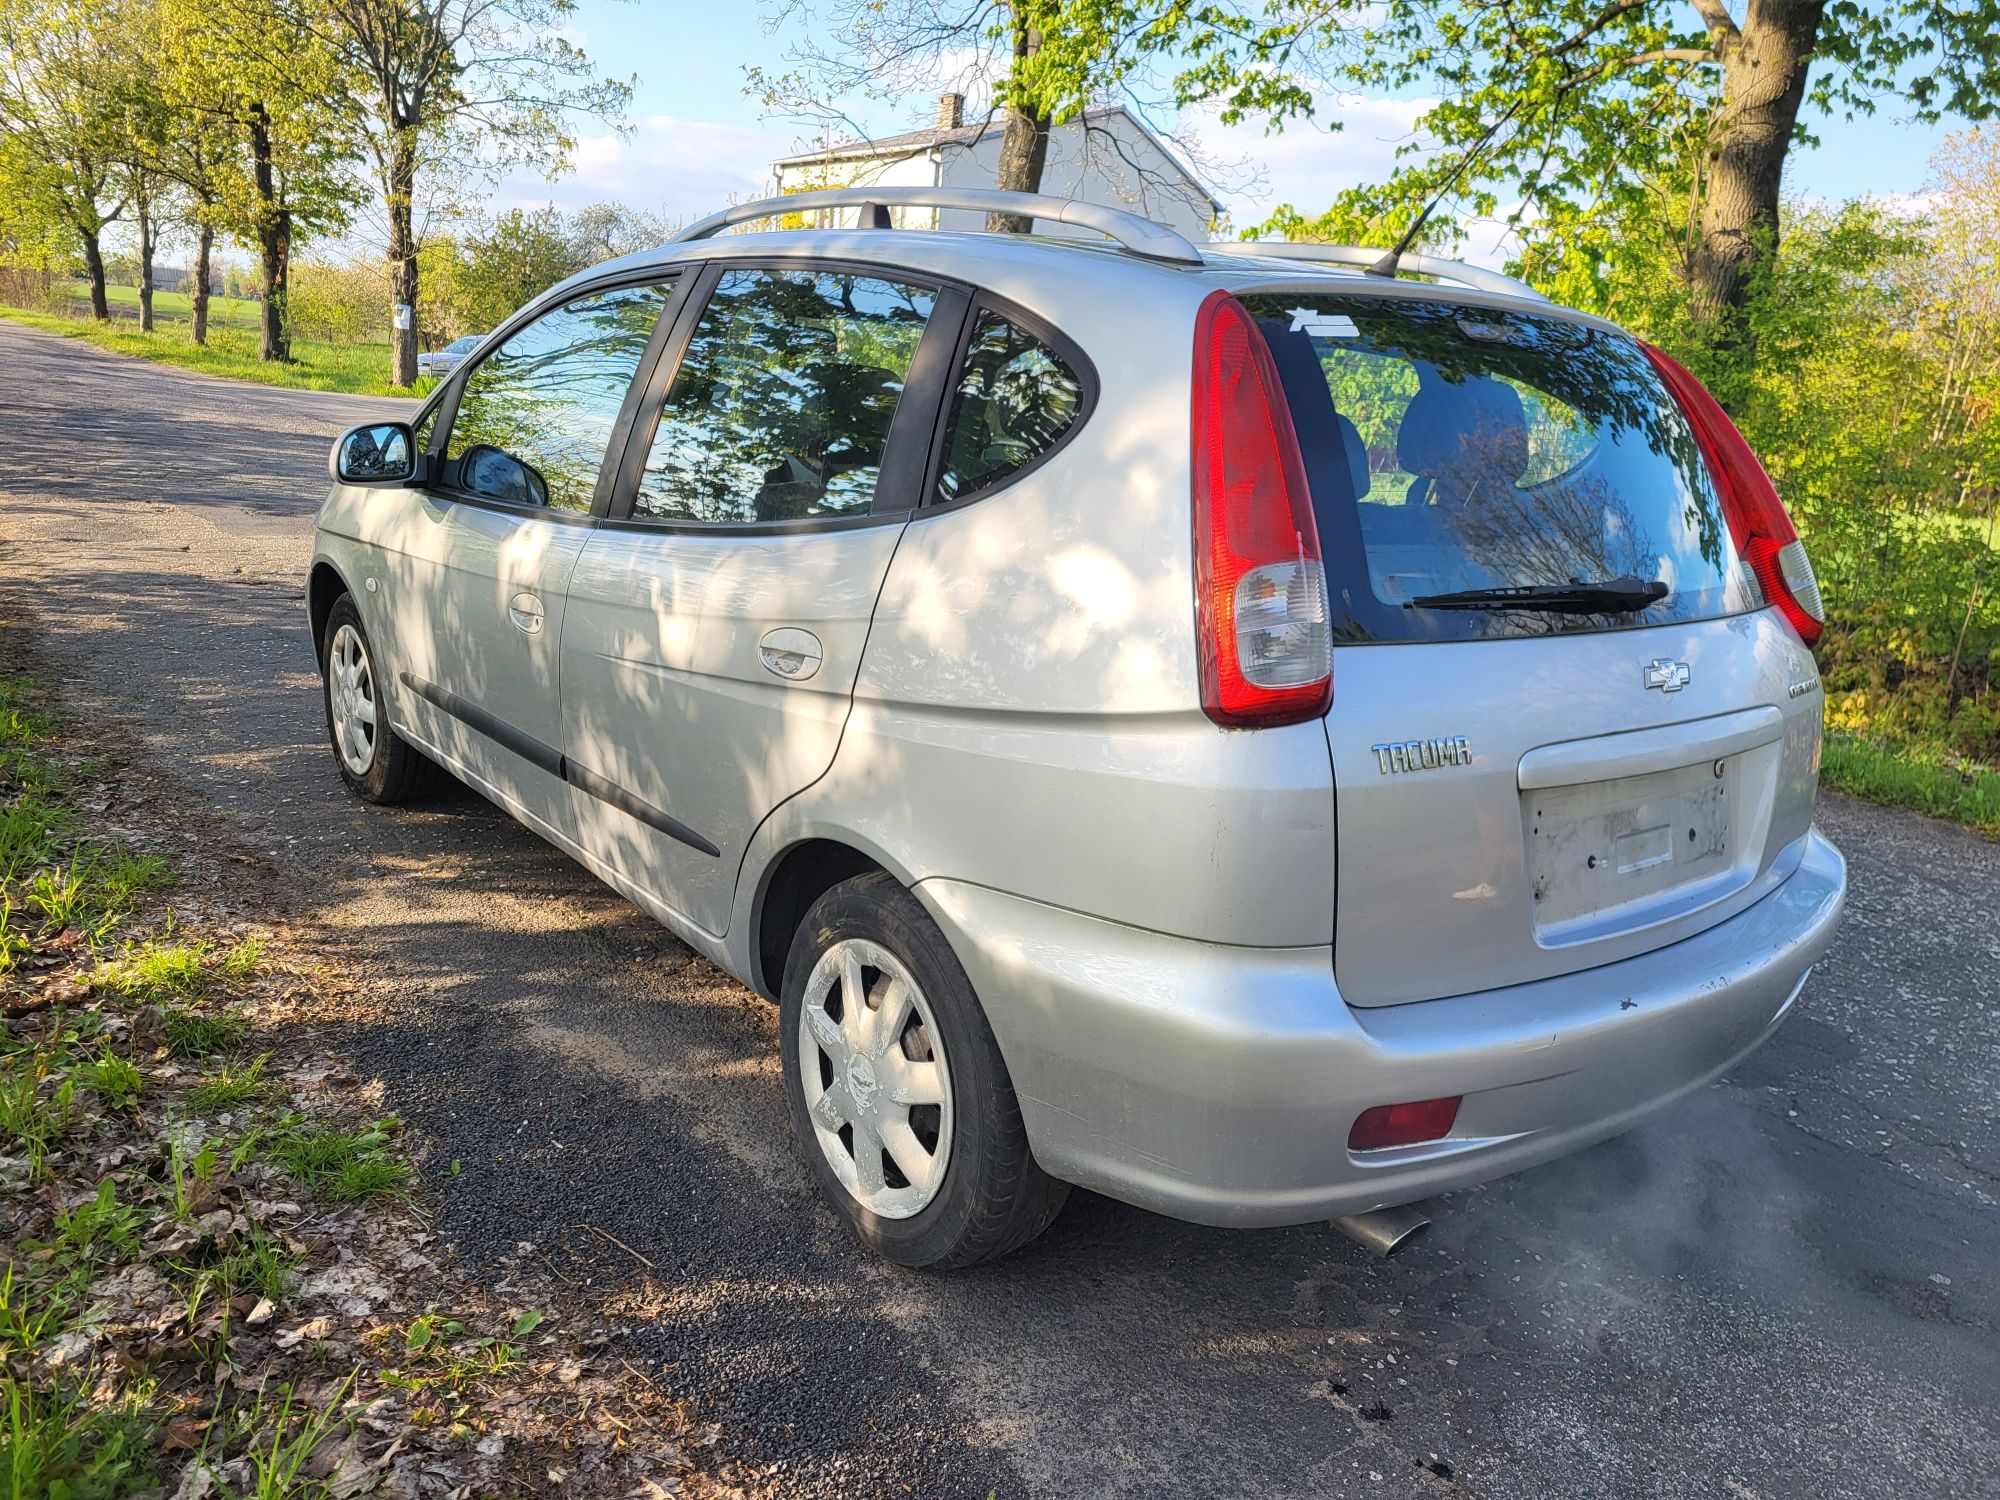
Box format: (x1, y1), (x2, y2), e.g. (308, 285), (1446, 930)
(79, 231), (109, 320)
(191, 221), (213, 346)
(1689, 0), (1826, 355)
(247, 102), (291, 362)
(136, 192), (156, 332)
(386, 124), (420, 387)
(986, 22), (1051, 234)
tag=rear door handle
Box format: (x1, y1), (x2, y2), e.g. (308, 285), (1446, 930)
(758, 626), (823, 681)
(508, 592), (546, 635)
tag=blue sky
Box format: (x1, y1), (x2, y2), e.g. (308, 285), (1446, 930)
(494, 0), (1955, 245)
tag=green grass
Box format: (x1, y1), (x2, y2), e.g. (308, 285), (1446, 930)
(1823, 730), (2000, 836)
(0, 303), (433, 399)
(163, 1009), (247, 1059)
(0, 1374), (155, 1497)
(50, 1180), (145, 1264)
(0, 1264), (73, 1357)
(0, 1052), (78, 1183)
(75, 1050), (143, 1112)
(96, 941), (211, 1003)
(188, 1054), (271, 1112)
(265, 1117), (412, 1203)
(25, 845), (168, 942)
(96, 936), (263, 1010)
(57, 278), (264, 329)
(1, 675), (167, 954)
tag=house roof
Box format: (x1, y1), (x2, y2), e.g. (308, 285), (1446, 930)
(771, 104), (1224, 214)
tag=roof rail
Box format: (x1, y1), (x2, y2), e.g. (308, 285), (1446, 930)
(670, 186), (1204, 267)
(1203, 241), (1548, 303)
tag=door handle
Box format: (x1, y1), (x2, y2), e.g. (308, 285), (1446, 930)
(758, 627), (823, 682)
(508, 592), (546, 635)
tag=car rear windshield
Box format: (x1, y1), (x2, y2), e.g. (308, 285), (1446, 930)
(1242, 292), (1757, 643)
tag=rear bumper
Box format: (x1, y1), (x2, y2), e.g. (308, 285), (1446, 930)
(916, 827), (1846, 1228)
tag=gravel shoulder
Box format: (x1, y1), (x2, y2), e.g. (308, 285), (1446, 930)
(4, 319), (1997, 1499)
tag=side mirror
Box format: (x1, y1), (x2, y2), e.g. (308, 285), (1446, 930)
(331, 421), (419, 486)
(459, 444), (550, 508)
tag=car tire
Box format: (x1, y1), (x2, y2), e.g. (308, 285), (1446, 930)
(780, 871), (1069, 1269)
(320, 594), (441, 804)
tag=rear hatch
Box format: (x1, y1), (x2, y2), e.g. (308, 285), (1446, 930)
(1243, 290), (1824, 1007)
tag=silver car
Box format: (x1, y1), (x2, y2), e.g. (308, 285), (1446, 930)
(415, 333), (483, 379)
(312, 187), (1846, 1268)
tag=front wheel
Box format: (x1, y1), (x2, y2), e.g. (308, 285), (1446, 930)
(320, 595), (440, 804)
(779, 873), (1068, 1269)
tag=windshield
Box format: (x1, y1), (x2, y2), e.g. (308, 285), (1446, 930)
(1241, 293), (1758, 642)
(447, 336), (481, 353)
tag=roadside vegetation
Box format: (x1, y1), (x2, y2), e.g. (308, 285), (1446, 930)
(1, 673), (714, 1495)
(0, 297), (422, 398)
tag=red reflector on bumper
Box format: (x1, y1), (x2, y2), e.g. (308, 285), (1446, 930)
(1348, 1096), (1462, 1152)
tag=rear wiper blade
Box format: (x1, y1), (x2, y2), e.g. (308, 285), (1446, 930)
(1403, 576), (1671, 614)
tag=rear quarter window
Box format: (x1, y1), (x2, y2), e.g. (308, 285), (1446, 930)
(935, 312), (1087, 502)
(1243, 294), (1758, 642)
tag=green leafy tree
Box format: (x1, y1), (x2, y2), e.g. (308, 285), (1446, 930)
(158, 0), (357, 359)
(0, 0), (133, 318)
(304, 0), (632, 387)
(1236, 0), (2000, 362)
(141, 0), (243, 345)
(458, 206), (589, 330)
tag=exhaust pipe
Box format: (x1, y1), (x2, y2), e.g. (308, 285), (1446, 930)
(1332, 1205), (1431, 1258)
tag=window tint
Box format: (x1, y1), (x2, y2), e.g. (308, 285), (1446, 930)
(1243, 294), (1756, 642)
(447, 282), (672, 512)
(634, 269), (937, 524)
(936, 314), (1085, 501)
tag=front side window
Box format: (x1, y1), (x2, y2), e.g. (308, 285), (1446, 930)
(936, 313), (1086, 502)
(634, 268), (937, 524)
(446, 282), (673, 512)
(1242, 293), (1758, 642)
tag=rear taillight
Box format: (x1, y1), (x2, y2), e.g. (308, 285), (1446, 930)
(1191, 291), (1332, 727)
(1642, 343), (1824, 646)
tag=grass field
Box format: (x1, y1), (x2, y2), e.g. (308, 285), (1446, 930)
(58, 279), (266, 330)
(1821, 731), (2000, 837)
(0, 301), (430, 398)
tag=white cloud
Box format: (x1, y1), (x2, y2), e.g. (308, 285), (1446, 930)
(491, 113), (794, 222)
(1190, 94), (1433, 228)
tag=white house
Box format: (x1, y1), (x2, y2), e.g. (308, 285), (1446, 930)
(770, 95), (1221, 241)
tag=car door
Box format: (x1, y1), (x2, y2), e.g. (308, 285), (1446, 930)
(558, 263), (966, 937)
(389, 278), (679, 811)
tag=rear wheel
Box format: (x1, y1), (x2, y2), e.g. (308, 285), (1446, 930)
(320, 595), (440, 804)
(780, 872), (1067, 1269)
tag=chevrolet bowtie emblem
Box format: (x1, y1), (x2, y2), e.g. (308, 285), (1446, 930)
(1643, 658), (1692, 692)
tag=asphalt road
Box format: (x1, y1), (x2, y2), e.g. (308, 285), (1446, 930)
(2, 318), (1996, 1499)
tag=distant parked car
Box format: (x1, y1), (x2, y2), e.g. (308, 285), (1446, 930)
(312, 185), (1846, 1270)
(416, 334), (482, 378)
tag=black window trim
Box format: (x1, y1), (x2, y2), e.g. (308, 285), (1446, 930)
(599, 256), (974, 539)
(415, 268), (693, 526)
(916, 291), (1100, 519)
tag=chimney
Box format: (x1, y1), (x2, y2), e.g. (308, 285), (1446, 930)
(936, 92), (965, 131)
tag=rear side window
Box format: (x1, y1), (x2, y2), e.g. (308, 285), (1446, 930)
(634, 268), (937, 524)
(1242, 293), (1757, 642)
(936, 313), (1085, 501)
(446, 283), (672, 512)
